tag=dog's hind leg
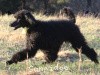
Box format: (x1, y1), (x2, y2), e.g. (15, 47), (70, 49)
(6, 48), (38, 65)
(81, 45), (99, 64)
(71, 41), (99, 64)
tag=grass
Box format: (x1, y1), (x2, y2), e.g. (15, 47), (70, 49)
(0, 14), (100, 75)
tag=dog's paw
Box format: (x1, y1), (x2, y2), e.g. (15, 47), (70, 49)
(6, 60), (13, 65)
(94, 59), (99, 64)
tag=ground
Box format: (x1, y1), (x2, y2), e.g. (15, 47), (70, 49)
(0, 14), (100, 75)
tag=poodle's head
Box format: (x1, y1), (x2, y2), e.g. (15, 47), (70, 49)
(10, 10), (36, 30)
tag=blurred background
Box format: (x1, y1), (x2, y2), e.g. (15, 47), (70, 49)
(0, 0), (100, 16)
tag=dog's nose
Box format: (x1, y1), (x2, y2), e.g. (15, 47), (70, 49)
(10, 21), (17, 27)
(10, 22), (13, 26)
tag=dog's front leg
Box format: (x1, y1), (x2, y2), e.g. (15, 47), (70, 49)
(6, 48), (38, 65)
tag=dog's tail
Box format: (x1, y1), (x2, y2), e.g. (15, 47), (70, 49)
(61, 7), (76, 23)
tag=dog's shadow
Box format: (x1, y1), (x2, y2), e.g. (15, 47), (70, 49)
(57, 53), (79, 63)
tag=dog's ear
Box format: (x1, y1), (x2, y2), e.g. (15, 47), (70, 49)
(24, 12), (36, 25)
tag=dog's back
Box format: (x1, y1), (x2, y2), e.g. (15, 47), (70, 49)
(28, 20), (83, 43)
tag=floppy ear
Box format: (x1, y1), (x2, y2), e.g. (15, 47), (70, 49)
(24, 12), (36, 25)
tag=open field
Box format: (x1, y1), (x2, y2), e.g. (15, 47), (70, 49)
(0, 14), (100, 75)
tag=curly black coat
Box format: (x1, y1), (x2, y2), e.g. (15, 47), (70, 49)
(6, 10), (99, 65)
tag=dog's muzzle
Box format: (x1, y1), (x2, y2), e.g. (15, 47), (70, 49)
(10, 19), (21, 30)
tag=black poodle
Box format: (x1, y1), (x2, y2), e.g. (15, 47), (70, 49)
(6, 10), (99, 65)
